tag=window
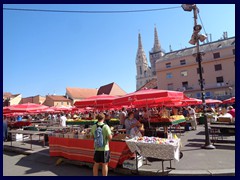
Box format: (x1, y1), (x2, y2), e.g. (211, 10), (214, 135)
(181, 70), (188, 77)
(214, 91), (225, 97)
(214, 64), (222, 71)
(144, 71), (147, 77)
(216, 76), (224, 87)
(182, 81), (188, 90)
(180, 59), (186, 65)
(216, 76), (224, 83)
(213, 52), (220, 59)
(233, 49), (235, 55)
(167, 83), (173, 90)
(166, 63), (171, 68)
(139, 66), (142, 75)
(196, 92), (201, 98)
(166, 72), (173, 79)
(197, 67), (204, 74)
(205, 92), (211, 98)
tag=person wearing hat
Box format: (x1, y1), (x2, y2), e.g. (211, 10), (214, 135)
(188, 106), (197, 130)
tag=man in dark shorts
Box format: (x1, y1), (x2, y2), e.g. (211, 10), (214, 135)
(91, 113), (112, 176)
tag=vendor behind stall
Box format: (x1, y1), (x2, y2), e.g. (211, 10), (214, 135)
(125, 111), (142, 137)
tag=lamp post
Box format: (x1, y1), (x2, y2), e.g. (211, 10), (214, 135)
(182, 4), (215, 149)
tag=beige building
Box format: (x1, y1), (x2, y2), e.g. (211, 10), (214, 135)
(43, 95), (72, 107)
(3, 93), (22, 106)
(20, 95), (46, 104)
(66, 88), (98, 104)
(155, 36), (235, 100)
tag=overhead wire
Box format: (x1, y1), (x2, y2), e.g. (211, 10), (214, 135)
(197, 12), (215, 55)
(3, 6), (181, 14)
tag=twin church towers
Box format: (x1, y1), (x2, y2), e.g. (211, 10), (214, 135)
(136, 27), (164, 90)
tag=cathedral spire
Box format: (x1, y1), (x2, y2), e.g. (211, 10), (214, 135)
(153, 26), (161, 52)
(136, 32), (148, 65)
(138, 33), (143, 50)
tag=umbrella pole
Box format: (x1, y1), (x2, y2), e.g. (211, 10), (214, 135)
(146, 101), (151, 128)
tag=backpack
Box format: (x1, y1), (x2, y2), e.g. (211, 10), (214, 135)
(94, 124), (105, 148)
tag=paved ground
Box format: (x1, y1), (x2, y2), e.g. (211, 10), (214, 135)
(3, 151), (124, 176)
(3, 124), (235, 176)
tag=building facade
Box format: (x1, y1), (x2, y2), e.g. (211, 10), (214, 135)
(136, 27), (163, 90)
(155, 37), (235, 100)
(3, 93), (22, 106)
(43, 95), (72, 107)
(66, 87), (98, 104)
(20, 95), (46, 104)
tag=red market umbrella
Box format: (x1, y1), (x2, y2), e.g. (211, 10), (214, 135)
(74, 94), (117, 108)
(205, 99), (222, 104)
(6, 103), (49, 113)
(113, 89), (184, 106)
(51, 105), (72, 112)
(41, 108), (56, 113)
(222, 97), (235, 104)
(3, 107), (11, 114)
(5, 112), (26, 117)
(181, 96), (202, 106)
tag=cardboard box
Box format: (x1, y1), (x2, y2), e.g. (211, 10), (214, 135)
(12, 134), (29, 141)
(123, 155), (143, 170)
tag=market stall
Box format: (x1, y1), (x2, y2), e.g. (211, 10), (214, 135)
(150, 115), (186, 137)
(49, 136), (132, 169)
(66, 118), (120, 126)
(125, 136), (181, 172)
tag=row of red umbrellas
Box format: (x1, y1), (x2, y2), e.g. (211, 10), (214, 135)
(3, 90), (234, 116)
(3, 103), (81, 116)
(74, 89), (231, 109)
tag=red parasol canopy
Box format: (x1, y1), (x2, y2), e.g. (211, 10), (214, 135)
(5, 103), (49, 113)
(205, 99), (222, 104)
(222, 97), (235, 104)
(50, 105), (72, 112)
(181, 96), (202, 106)
(74, 94), (117, 108)
(113, 89), (184, 107)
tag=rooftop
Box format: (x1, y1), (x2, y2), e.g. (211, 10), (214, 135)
(97, 82), (127, 96)
(66, 88), (98, 99)
(46, 95), (71, 102)
(157, 37), (235, 62)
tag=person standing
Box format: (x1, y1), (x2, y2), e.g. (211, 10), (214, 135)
(188, 106), (197, 130)
(119, 107), (127, 128)
(91, 113), (112, 176)
(60, 113), (67, 127)
(3, 116), (8, 141)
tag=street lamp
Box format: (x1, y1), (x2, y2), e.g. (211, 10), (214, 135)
(182, 4), (215, 149)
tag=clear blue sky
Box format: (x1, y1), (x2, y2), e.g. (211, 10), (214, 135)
(3, 4), (235, 97)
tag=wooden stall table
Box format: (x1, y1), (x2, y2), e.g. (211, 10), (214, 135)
(48, 136), (131, 169)
(8, 129), (47, 150)
(150, 118), (186, 138)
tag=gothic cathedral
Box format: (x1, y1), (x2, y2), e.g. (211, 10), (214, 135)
(136, 27), (164, 90)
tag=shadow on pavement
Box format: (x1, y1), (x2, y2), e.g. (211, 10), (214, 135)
(3, 151), (22, 157)
(13, 149), (86, 176)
